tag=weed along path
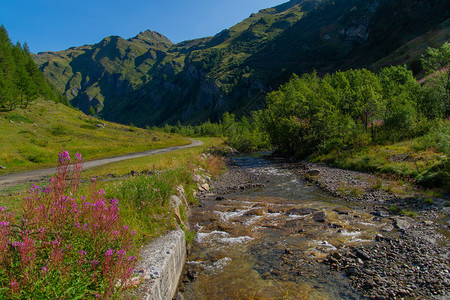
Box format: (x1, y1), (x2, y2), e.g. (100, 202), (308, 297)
(0, 139), (203, 189)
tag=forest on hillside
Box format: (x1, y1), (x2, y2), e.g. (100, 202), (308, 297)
(0, 26), (66, 111)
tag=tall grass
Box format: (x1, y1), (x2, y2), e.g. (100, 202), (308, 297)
(105, 164), (200, 245)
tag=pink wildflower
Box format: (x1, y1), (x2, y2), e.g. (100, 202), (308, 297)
(105, 249), (114, 257)
(75, 153), (82, 161)
(58, 150), (71, 164)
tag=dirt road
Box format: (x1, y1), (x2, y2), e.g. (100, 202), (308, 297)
(0, 139), (203, 190)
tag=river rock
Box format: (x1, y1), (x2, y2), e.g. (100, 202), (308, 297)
(192, 174), (205, 184)
(312, 211), (327, 223)
(285, 208), (317, 216)
(201, 183), (210, 191)
(355, 249), (371, 261)
(244, 208), (266, 216)
(333, 207), (353, 215)
(307, 169), (320, 176)
(380, 224), (394, 232)
(373, 210), (390, 218)
(394, 218), (411, 230)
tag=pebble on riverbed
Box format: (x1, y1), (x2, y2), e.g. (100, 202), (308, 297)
(324, 233), (450, 299)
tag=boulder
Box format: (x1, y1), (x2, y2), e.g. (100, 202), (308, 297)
(307, 170), (320, 176)
(313, 211), (327, 223)
(394, 218), (411, 230)
(200, 183), (210, 191)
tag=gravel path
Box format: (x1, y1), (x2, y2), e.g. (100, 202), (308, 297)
(0, 139), (203, 190)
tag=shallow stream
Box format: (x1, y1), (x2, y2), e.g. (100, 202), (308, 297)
(179, 155), (403, 299)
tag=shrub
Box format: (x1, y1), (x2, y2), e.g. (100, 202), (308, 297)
(0, 151), (136, 299)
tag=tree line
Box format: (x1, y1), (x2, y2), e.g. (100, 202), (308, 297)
(159, 43), (449, 158)
(0, 25), (67, 111)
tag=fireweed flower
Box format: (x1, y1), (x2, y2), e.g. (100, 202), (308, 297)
(97, 190), (106, 195)
(0, 207), (6, 211)
(117, 249), (126, 258)
(77, 250), (87, 256)
(91, 260), (99, 266)
(75, 153), (83, 161)
(0, 221), (10, 227)
(58, 151), (71, 164)
(105, 249), (115, 257)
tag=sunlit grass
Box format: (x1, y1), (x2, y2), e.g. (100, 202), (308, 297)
(1, 137), (224, 245)
(0, 99), (190, 175)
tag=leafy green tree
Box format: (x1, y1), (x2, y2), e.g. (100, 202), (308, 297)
(377, 65), (419, 139)
(421, 42), (450, 118)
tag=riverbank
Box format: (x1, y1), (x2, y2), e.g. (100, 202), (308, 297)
(287, 159), (450, 299)
(183, 154), (449, 299)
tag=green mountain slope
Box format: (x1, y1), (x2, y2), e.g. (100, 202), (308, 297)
(36, 0), (450, 126)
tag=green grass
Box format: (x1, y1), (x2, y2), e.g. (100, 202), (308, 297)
(0, 137), (224, 246)
(312, 123), (449, 191)
(0, 99), (191, 175)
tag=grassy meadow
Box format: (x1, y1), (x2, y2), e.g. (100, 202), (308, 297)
(0, 99), (190, 175)
(0, 135), (224, 243)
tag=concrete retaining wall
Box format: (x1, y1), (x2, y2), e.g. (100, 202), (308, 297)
(133, 229), (186, 300)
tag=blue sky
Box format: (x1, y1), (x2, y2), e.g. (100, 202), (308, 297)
(0, 0), (287, 53)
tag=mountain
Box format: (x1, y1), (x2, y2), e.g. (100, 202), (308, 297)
(35, 0), (450, 126)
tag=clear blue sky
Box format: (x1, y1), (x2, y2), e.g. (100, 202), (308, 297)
(0, 0), (287, 53)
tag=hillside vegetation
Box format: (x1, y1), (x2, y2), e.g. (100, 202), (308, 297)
(0, 99), (190, 175)
(160, 43), (450, 191)
(35, 0), (450, 126)
(0, 26), (66, 111)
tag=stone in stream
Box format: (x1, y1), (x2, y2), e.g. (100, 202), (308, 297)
(285, 208), (317, 216)
(312, 211), (327, 223)
(333, 207), (353, 215)
(380, 224), (394, 232)
(307, 169), (320, 176)
(394, 218), (411, 230)
(355, 249), (371, 261)
(244, 208), (266, 216)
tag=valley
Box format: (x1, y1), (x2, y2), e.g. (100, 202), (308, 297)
(0, 0), (448, 298)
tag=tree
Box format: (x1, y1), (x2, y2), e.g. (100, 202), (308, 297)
(421, 42), (450, 118)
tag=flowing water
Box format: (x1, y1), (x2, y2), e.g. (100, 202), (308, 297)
(179, 155), (401, 299)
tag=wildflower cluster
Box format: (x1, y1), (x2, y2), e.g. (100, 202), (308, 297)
(0, 151), (137, 299)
